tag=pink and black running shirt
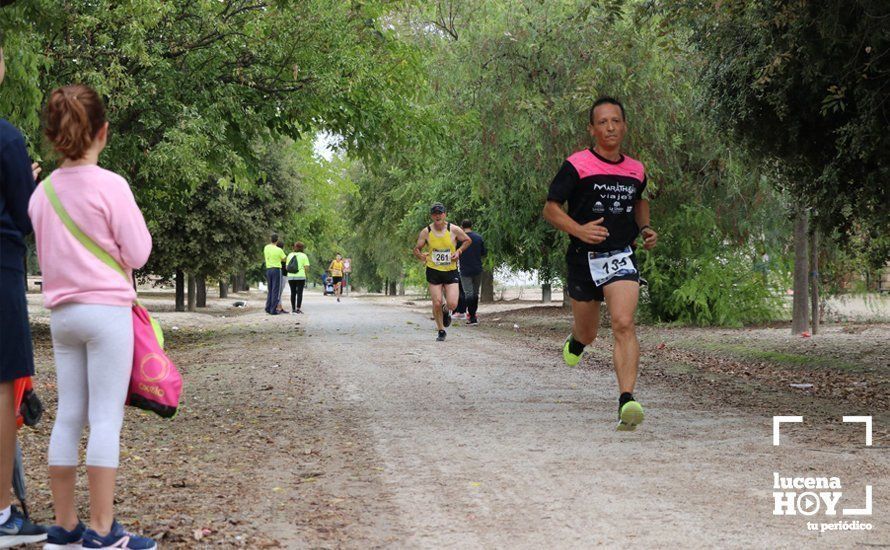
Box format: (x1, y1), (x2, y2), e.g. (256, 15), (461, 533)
(547, 148), (647, 262)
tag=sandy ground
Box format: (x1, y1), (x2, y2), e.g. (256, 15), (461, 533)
(15, 289), (890, 548)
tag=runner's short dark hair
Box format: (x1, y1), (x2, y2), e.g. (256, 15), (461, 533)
(270, 233), (279, 243)
(589, 96), (625, 123)
(461, 219), (472, 229)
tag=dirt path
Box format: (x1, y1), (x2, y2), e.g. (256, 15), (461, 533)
(21, 292), (889, 548)
(256, 295), (888, 548)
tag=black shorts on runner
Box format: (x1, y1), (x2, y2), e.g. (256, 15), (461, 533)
(426, 267), (460, 285)
(332, 276), (343, 285)
(566, 251), (640, 302)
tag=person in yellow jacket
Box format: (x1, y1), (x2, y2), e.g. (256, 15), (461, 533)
(413, 203), (472, 341)
(328, 253), (345, 302)
(263, 234), (287, 314)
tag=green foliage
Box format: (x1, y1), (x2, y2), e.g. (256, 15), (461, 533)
(671, 0), (890, 266)
(346, 1), (796, 327)
(642, 205), (786, 326)
(141, 137), (301, 283)
(277, 138), (357, 277)
(0, 2), (47, 146)
(10, 0), (865, 323)
(141, 135), (357, 286)
(2, 0), (425, 288)
(818, 227), (890, 294)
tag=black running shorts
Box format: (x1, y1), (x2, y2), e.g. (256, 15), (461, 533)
(566, 251), (640, 302)
(426, 267), (460, 285)
(332, 276), (343, 285)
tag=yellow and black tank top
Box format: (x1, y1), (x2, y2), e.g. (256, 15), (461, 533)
(425, 223), (457, 272)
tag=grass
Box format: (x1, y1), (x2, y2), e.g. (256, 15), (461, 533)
(664, 362), (696, 375)
(679, 340), (867, 372)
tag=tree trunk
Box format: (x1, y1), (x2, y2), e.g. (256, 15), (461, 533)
(187, 273), (196, 312)
(388, 280), (397, 296)
(480, 269), (495, 303)
(175, 270), (185, 312)
(398, 277), (405, 296)
(196, 275), (207, 307)
(791, 207), (809, 334)
(562, 287), (571, 310)
(542, 283), (552, 303)
(384, 279), (389, 295)
(219, 280), (228, 299)
(810, 229), (820, 335)
(235, 270), (247, 292)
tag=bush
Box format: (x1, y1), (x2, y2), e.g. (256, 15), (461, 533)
(640, 205), (785, 326)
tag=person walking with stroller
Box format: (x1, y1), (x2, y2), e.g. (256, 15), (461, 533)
(0, 38), (48, 548)
(28, 84), (157, 549)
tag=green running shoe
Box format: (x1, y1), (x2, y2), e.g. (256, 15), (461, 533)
(562, 335), (583, 367)
(617, 400), (644, 431)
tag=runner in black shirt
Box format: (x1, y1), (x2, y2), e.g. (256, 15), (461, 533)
(543, 97), (658, 431)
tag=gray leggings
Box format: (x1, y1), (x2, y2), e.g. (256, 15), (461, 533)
(461, 273), (482, 317)
(461, 274), (482, 299)
(49, 304), (132, 468)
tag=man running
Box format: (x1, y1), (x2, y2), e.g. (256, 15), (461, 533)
(413, 203), (471, 341)
(263, 234), (286, 315)
(458, 219), (487, 325)
(543, 97), (658, 431)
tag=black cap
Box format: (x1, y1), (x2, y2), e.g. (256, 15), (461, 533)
(430, 202), (446, 214)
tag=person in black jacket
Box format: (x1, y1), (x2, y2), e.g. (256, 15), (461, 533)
(0, 38), (48, 547)
(458, 220), (487, 325)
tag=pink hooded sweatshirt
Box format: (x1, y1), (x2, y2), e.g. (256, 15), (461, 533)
(28, 165), (152, 309)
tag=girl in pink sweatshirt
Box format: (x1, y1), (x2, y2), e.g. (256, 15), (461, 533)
(28, 84), (157, 550)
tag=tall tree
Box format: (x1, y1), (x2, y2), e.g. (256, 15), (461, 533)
(1, 0), (428, 304)
(671, 0), (890, 328)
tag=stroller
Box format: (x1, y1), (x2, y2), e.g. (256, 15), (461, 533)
(11, 377), (42, 520)
(323, 274), (335, 296)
